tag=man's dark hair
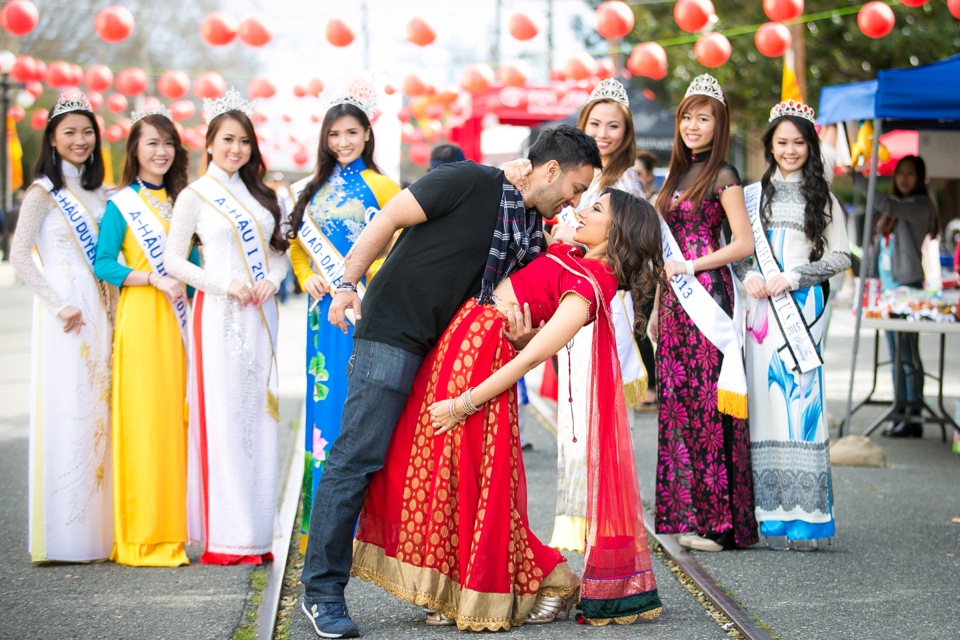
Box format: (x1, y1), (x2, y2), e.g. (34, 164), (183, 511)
(428, 143), (465, 171)
(635, 150), (657, 174)
(528, 125), (601, 172)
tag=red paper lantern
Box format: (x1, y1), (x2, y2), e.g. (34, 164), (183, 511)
(158, 70), (190, 99)
(293, 84), (307, 98)
(293, 148), (309, 166)
(251, 111), (268, 125)
(310, 114), (320, 123)
(461, 64), (494, 94)
(95, 5), (135, 43)
(406, 17), (436, 47)
(626, 42), (667, 80)
(596, 1), (635, 40)
(763, 0), (804, 23)
(383, 83), (397, 95)
(10, 55), (37, 83)
(950, 0), (960, 18)
(409, 142), (431, 166)
(239, 14), (273, 47)
(247, 75), (277, 99)
(508, 12), (538, 41)
(564, 53), (597, 81)
(115, 68), (148, 96)
(24, 81), (43, 98)
(104, 124), (123, 143)
(68, 64), (84, 87)
(33, 59), (46, 82)
(45, 61), (73, 89)
(200, 11), (239, 46)
(595, 58), (616, 80)
(694, 32), (731, 68)
(325, 18), (355, 47)
(425, 104), (445, 119)
(1, 0), (39, 37)
(402, 73), (429, 97)
(308, 78), (324, 97)
(7, 105), (24, 122)
(95, 114), (106, 133)
(30, 108), (47, 130)
(193, 71), (226, 99)
(106, 93), (128, 114)
(84, 64), (114, 93)
(87, 91), (103, 111)
(400, 123), (420, 144)
(755, 22), (792, 58)
(858, 2), (895, 39)
(898, 0), (928, 6)
(169, 100), (196, 121)
(499, 60), (530, 88)
(674, 0), (714, 34)
(117, 118), (132, 137)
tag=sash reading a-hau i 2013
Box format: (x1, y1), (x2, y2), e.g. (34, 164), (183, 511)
(659, 216), (748, 418)
(190, 175), (281, 421)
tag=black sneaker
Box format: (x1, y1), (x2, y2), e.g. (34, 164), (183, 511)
(302, 600), (360, 638)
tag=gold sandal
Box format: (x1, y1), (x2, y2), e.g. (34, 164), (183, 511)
(526, 590), (579, 624)
(425, 611), (455, 626)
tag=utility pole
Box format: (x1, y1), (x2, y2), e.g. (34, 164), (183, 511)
(789, 22), (807, 101)
(0, 72), (24, 260)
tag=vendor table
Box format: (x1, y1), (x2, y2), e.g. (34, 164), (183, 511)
(848, 317), (960, 439)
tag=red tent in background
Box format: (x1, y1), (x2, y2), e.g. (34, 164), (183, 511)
(447, 83), (593, 161)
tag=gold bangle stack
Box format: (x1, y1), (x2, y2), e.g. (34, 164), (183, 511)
(448, 388), (480, 423)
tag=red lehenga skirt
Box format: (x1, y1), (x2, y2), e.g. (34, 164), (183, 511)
(352, 300), (578, 631)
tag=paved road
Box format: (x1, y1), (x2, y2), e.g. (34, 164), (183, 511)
(2, 261), (959, 640)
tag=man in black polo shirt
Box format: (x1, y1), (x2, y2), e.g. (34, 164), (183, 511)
(300, 126), (601, 639)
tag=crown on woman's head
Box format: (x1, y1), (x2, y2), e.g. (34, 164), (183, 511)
(131, 102), (173, 124)
(202, 87), (256, 124)
(321, 73), (378, 120)
(50, 89), (93, 119)
(769, 99), (815, 124)
(684, 73), (725, 105)
(588, 78), (629, 108)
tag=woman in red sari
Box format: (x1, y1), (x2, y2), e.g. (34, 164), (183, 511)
(352, 189), (665, 630)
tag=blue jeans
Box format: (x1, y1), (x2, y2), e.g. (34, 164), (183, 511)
(885, 330), (925, 405)
(300, 338), (423, 603)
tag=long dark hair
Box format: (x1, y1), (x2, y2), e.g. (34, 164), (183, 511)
(206, 111), (288, 253)
(119, 114), (189, 202)
(603, 187), (665, 333)
(655, 93), (730, 217)
(287, 103), (381, 238)
(32, 109), (104, 190)
(760, 115), (831, 262)
(891, 155), (928, 198)
(577, 98), (636, 191)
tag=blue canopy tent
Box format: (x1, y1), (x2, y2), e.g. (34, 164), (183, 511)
(817, 54), (960, 437)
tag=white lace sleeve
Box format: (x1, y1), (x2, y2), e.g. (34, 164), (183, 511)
(613, 169), (647, 200)
(165, 188), (231, 295)
(10, 186), (68, 313)
(265, 247), (289, 291)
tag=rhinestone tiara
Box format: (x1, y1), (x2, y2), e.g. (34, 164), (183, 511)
(321, 73), (378, 121)
(202, 87), (256, 125)
(131, 103), (173, 124)
(50, 89), (93, 119)
(769, 99), (815, 124)
(684, 73), (725, 106)
(588, 78), (629, 108)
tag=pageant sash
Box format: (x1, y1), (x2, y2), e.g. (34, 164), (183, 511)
(111, 186), (190, 351)
(296, 210), (366, 299)
(556, 204), (579, 228)
(37, 176), (98, 274)
(289, 176), (310, 204)
(659, 217), (748, 418)
(190, 175), (280, 421)
(743, 182), (823, 374)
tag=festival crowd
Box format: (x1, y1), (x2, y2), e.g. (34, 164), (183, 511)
(21, 68), (942, 638)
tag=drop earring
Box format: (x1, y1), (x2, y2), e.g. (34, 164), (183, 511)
(206, 147), (212, 154)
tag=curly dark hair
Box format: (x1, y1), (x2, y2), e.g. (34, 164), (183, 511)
(602, 187), (665, 333)
(760, 115), (830, 262)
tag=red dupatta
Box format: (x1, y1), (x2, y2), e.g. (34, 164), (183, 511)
(545, 251), (663, 625)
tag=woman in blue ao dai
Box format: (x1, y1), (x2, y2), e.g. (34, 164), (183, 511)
(287, 100), (399, 552)
(737, 102), (850, 550)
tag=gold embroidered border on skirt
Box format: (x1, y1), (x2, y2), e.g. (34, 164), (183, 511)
(583, 607), (663, 626)
(352, 540), (579, 631)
